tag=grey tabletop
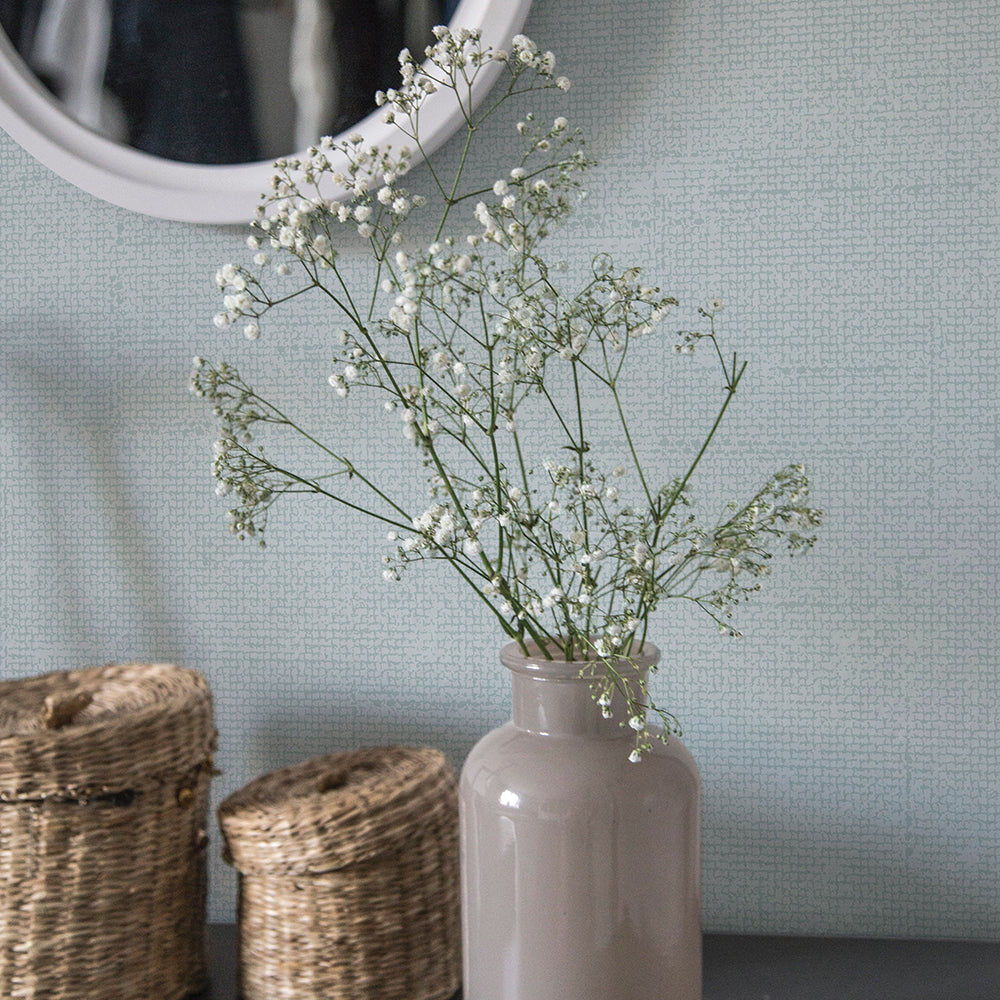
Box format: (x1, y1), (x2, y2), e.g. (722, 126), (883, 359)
(200, 924), (1000, 1000)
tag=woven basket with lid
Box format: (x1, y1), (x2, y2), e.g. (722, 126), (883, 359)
(219, 745), (461, 1000)
(0, 662), (216, 1000)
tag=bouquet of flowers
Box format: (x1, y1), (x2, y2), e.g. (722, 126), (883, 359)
(191, 27), (822, 759)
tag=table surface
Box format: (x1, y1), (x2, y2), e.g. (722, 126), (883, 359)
(198, 924), (1000, 1000)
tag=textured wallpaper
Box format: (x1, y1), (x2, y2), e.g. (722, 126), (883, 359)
(1, 0), (997, 938)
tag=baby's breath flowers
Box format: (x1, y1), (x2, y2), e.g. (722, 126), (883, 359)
(191, 28), (822, 760)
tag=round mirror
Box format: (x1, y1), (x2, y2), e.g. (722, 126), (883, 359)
(0, 0), (532, 223)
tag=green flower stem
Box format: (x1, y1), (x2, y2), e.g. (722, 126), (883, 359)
(311, 272), (365, 335)
(569, 358), (598, 642)
(248, 394), (416, 526)
(440, 555), (526, 644)
(635, 357), (747, 650)
(435, 122), (476, 239)
(248, 454), (414, 534)
(610, 381), (655, 511)
(510, 428), (565, 651)
(534, 380), (576, 445)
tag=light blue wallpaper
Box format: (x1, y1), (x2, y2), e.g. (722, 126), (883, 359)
(1, 0), (997, 938)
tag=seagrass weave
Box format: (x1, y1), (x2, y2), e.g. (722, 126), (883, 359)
(0, 662), (216, 1000)
(218, 745), (461, 1000)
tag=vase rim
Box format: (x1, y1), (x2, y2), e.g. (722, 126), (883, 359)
(500, 637), (661, 678)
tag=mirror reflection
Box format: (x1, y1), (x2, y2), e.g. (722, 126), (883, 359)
(0, 0), (458, 165)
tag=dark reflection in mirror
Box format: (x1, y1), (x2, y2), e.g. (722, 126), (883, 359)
(0, 0), (458, 165)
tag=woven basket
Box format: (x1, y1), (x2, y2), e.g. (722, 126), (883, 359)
(218, 745), (461, 1000)
(0, 662), (216, 1000)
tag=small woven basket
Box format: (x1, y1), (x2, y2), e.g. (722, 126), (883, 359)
(0, 662), (216, 1000)
(218, 745), (461, 1000)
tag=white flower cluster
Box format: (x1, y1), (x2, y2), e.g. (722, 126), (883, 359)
(371, 26), (567, 130)
(195, 28), (822, 760)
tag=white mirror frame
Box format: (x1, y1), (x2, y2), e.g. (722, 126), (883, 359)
(0, 0), (532, 224)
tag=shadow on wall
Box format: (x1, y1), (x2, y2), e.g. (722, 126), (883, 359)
(241, 704), (494, 784)
(0, 344), (182, 671)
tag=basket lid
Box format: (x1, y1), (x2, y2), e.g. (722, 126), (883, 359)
(218, 745), (457, 876)
(0, 662), (215, 801)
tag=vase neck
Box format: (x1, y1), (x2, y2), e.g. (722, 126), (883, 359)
(501, 639), (659, 738)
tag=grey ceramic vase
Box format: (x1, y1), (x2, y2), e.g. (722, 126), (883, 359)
(459, 639), (702, 1000)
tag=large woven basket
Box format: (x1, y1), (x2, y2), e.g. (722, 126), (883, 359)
(218, 745), (461, 1000)
(0, 662), (216, 1000)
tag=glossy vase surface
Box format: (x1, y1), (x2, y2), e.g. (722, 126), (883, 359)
(459, 640), (701, 1000)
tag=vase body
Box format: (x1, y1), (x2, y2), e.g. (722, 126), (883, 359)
(459, 640), (701, 1000)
